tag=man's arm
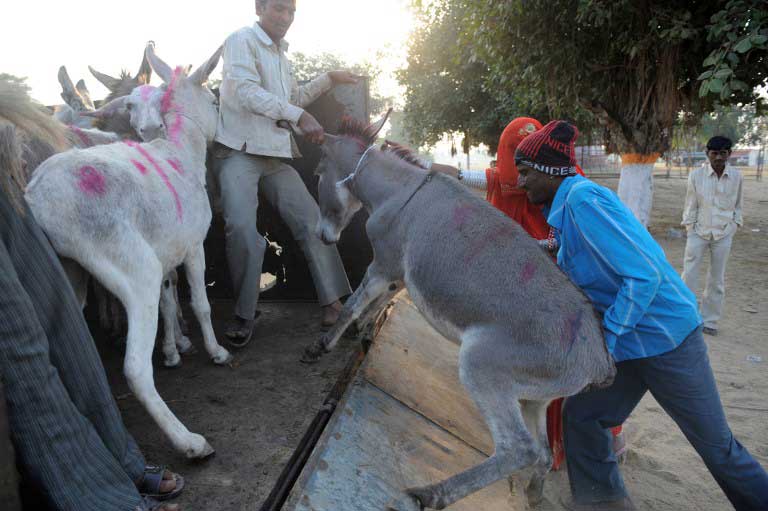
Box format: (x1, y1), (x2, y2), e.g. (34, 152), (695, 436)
(291, 70), (358, 108)
(681, 170), (698, 229)
(570, 197), (663, 350)
(222, 32), (304, 123)
(734, 172), (744, 227)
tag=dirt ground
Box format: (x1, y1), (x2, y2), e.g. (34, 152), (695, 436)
(101, 174), (767, 511)
(99, 301), (358, 511)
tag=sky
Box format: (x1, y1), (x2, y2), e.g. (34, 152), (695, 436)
(1, 0), (416, 106)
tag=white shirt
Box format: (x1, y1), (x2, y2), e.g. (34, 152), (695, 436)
(215, 23), (333, 158)
(682, 162), (743, 240)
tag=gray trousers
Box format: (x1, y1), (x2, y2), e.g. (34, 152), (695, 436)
(681, 231), (734, 329)
(215, 150), (351, 320)
(0, 192), (145, 511)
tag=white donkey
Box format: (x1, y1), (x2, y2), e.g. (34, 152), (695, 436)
(26, 43), (230, 459)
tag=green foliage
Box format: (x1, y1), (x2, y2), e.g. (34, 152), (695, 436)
(398, 1), (543, 151)
(401, 0), (767, 156)
(0, 74), (30, 95)
(699, 0), (767, 109)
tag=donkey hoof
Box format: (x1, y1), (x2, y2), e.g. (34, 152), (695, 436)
(300, 342), (325, 364)
(185, 434), (215, 459)
(526, 476), (546, 508)
(211, 350), (233, 366)
(386, 492), (423, 511)
(163, 354), (182, 369)
(176, 335), (194, 354)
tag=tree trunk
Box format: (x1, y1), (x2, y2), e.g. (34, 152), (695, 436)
(617, 153), (659, 227)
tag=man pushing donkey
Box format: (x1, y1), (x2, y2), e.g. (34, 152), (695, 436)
(300, 111), (617, 510)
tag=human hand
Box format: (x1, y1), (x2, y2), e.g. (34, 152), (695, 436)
(298, 111), (325, 144)
(328, 70), (360, 85)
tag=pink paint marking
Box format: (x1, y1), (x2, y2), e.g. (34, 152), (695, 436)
(562, 310), (584, 354)
(463, 225), (514, 264)
(69, 125), (92, 147)
(124, 140), (183, 221)
(131, 159), (148, 175)
(520, 261), (537, 285)
(77, 165), (106, 195)
(160, 67), (186, 146)
(451, 204), (474, 230)
(139, 85), (155, 102)
(166, 158), (184, 174)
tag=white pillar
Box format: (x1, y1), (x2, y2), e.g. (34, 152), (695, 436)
(617, 154), (658, 227)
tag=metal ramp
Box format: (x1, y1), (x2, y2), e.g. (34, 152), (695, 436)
(285, 293), (523, 511)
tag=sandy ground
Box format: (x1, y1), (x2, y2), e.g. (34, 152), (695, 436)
(100, 175), (767, 511)
(535, 175), (768, 511)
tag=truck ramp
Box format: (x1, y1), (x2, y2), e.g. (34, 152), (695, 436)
(286, 293), (524, 510)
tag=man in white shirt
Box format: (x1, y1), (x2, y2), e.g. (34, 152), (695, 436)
(215, 0), (358, 346)
(681, 136), (744, 336)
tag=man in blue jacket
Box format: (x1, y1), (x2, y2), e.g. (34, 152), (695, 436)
(515, 120), (768, 511)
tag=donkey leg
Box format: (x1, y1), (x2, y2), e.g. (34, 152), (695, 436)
(184, 245), (232, 365)
(159, 275), (182, 368)
(387, 331), (539, 510)
(168, 269), (193, 354)
(301, 267), (391, 363)
(84, 251), (213, 459)
(518, 399), (553, 508)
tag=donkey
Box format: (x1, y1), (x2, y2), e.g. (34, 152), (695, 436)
(301, 112), (616, 510)
(53, 66), (98, 129)
(25, 43), (230, 459)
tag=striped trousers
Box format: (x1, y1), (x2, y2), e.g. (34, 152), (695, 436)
(0, 191), (145, 511)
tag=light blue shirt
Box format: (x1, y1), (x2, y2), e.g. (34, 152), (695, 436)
(545, 175), (701, 362)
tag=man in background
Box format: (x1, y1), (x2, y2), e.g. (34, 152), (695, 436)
(216, 0), (359, 347)
(681, 136), (744, 336)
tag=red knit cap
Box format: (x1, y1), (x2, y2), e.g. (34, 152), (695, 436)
(514, 120), (579, 176)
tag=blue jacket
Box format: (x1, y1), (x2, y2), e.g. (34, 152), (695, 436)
(545, 175), (701, 362)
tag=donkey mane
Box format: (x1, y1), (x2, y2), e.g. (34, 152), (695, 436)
(0, 79), (70, 177)
(380, 140), (428, 170)
(338, 116), (381, 148)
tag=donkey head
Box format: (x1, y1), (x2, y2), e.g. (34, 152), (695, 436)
(314, 110), (390, 244)
(84, 84), (166, 141)
(143, 43), (223, 144)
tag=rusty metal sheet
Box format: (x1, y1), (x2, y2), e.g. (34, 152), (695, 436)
(286, 378), (519, 511)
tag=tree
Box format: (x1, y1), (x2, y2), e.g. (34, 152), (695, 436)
(398, 1), (541, 153)
(403, 1), (768, 225)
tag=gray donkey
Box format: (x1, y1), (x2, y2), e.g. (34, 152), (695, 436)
(301, 112), (616, 510)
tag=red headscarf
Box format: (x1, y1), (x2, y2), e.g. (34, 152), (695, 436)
(484, 118), (551, 240)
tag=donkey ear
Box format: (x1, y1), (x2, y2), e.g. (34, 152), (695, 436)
(75, 80), (95, 110)
(145, 42), (174, 84)
(134, 50), (153, 85)
(88, 65), (121, 92)
(189, 45), (223, 86)
(80, 96), (128, 119)
(57, 66), (82, 108)
(365, 107), (393, 142)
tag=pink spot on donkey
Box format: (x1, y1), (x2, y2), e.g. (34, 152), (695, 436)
(161, 67), (185, 147)
(452, 204), (474, 230)
(77, 166), (106, 195)
(139, 85), (154, 102)
(131, 159), (148, 175)
(520, 261), (537, 285)
(167, 158), (184, 174)
(124, 140), (183, 221)
(69, 125), (92, 147)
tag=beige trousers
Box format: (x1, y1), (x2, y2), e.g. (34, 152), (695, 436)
(215, 149), (351, 320)
(681, 230), (734, 329)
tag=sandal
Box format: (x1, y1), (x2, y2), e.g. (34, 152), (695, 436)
(225, 312), (260, 349)
(136, 465), (185, 501)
